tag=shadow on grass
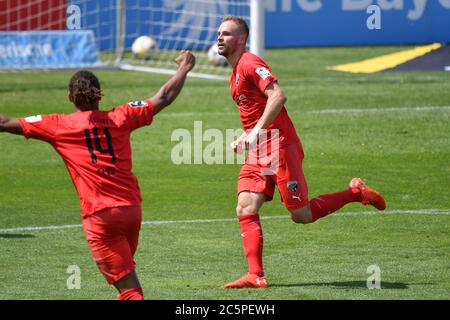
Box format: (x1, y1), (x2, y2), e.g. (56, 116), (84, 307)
(271, 281), (409, 289)
(0, 234), (35, 239)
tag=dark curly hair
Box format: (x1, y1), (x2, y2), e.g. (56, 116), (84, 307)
(69, 70), (103, 110)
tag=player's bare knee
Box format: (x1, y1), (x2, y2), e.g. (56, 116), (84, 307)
(236, 204), (245, 216)
(236, 202), (250, 216)
(236, 192), (265, 216)
(236, 203), (254, 216)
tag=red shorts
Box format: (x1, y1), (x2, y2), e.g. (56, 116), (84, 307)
(238, 142), (309, 209)
(82, 206), (142, 284)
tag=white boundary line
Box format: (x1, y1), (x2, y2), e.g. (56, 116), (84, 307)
(304, 105), (450, 114)
(0, 209), (448, 233)
(120, 63), (228, 81)
(157, 105), (450, 118)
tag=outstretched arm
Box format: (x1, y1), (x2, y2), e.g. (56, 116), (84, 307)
(150, 50), (196, 115)
(0, 114), (23, 135)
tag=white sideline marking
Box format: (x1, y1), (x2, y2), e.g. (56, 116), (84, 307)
(120, 63), (228, 81)
(158, 105), (450, 117)
(305, 105), (450, 114)
(0, 209), (448, 233)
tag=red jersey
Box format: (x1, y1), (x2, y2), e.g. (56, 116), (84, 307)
(18, 100), (154, 218)
(230, 52), (300, 147)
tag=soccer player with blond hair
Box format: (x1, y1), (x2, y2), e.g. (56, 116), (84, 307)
(217, 16), (386, 288)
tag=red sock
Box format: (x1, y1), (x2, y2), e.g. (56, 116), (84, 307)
(117, 288), (144, 300)
(238, 213), (264, 277)
(310, 188), (361, 222)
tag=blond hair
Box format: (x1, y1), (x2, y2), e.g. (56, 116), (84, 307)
(222, 15), (249, 39)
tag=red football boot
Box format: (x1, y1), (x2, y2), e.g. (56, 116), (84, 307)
(224, 273), (268, 289)
(349, 178), (386, 210)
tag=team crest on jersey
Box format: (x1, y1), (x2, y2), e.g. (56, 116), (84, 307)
(24, 115), (42, 123)
(128, 100), (148, 108)
(235, 73), (240, 85)
(255, 67), (271, 80)
(287, 181), (298, 193)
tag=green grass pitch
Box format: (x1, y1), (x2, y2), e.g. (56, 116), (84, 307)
(0, 46), (449, 300)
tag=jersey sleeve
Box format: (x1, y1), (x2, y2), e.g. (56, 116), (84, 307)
(243, 57), (278, 93)
(115, 99), (155, 131)
(18, 114), (59, 142)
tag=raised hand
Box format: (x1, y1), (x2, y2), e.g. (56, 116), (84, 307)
(175, 50), (196, 72)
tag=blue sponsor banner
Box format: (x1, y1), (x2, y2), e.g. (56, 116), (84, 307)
(0, 30), (99, 68)
(72, 0), (450, 50)
(264, 0), (450, 47)
(72, 0), (250, 51)
(124, 0), (243, 50)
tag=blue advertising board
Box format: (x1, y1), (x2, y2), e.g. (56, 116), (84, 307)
(65, 1), (450, 51)
(118, 0), (450, 49)
(264, 0), (450, 47)
(0, 30), (99, 68)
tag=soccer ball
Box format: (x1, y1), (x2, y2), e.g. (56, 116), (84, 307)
(207, 43), (228, 67)
(131, 36), (157, 60)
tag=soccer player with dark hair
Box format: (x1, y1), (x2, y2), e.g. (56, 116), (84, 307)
(0, 50), (196, 299)
(217, 16), (386, 288)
